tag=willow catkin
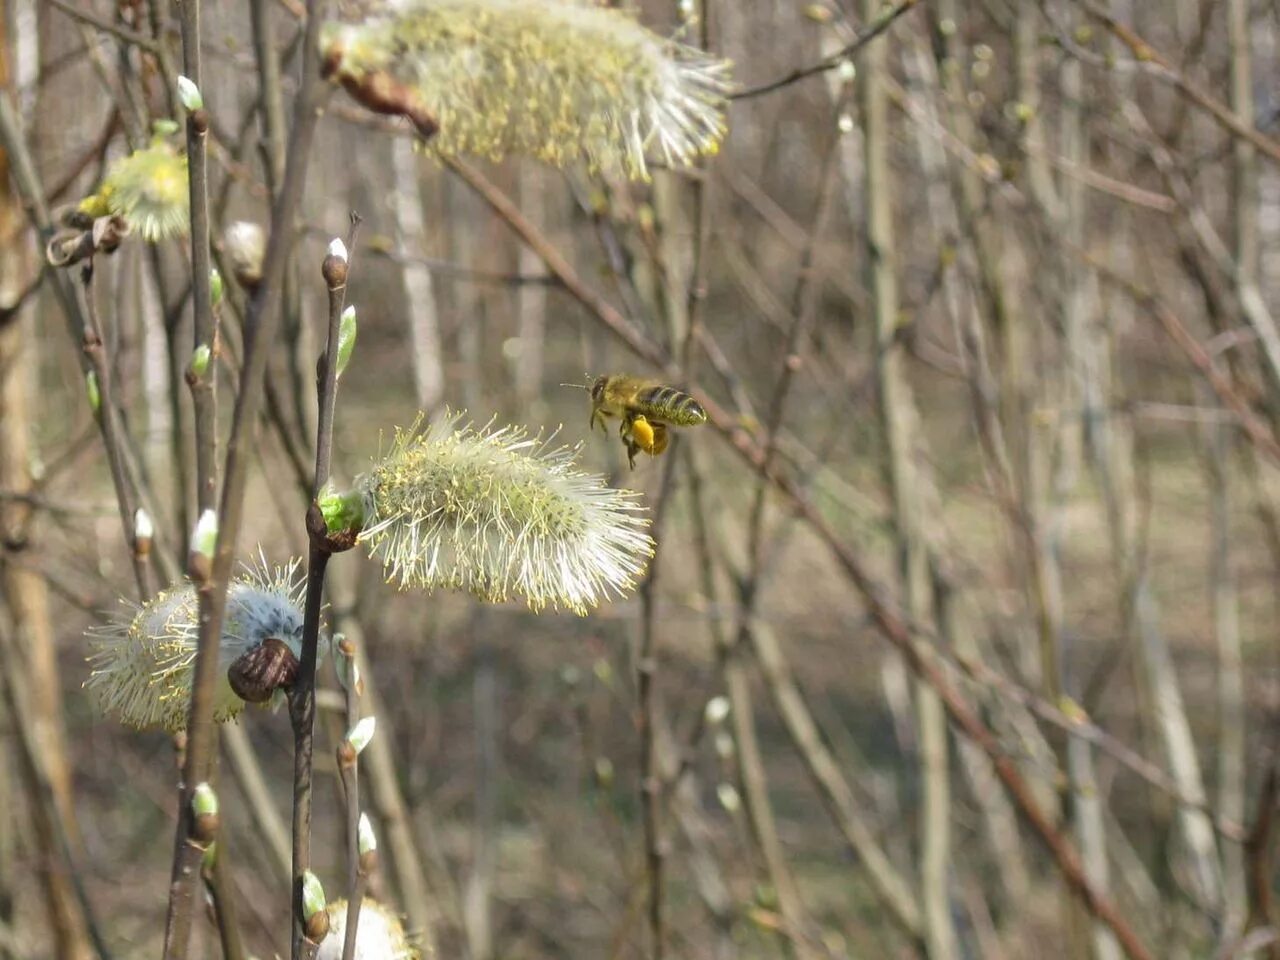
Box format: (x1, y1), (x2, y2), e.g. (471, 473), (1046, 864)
(322, 415), (654, 614)
(80, 138), (190, 242)
(323, 0), (733, 179)
(85, 555), (310, 731)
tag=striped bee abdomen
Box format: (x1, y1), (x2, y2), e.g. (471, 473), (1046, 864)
(637, 385), (707, 426)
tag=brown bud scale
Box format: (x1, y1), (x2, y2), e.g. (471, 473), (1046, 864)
(228, 637), (300, 703)
(304, 909), (330, 944)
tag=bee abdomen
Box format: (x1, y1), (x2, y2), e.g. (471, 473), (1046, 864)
(638, 385), (707, 426)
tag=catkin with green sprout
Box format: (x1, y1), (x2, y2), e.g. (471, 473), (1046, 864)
(317, 899), (417, 960)
(319, 415), (654, 614)
(85, 555), (310, 731)
(322, 0), (733, 179)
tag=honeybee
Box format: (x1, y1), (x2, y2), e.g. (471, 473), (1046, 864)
(574, 375), (707, 469)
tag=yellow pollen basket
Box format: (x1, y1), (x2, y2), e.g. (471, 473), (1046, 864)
(629, 415), (656, 453)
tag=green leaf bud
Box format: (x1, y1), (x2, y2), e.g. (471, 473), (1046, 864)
(336, 305), (357, 377)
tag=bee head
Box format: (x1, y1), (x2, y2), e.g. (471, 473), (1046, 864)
(590, 375), (609, 404)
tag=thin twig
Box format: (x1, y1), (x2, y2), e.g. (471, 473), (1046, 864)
(1070, 0), (1280, 169)
(291, 213), (360, 960)
(77, 263), (155, 598)
(954, 653), (1247, 841)
(337, 637), (369, 960)
(1087, 258), (1280, 466)
(161, 5), (242, 952)
(202, 845), (247, 960)
(165, 1), (334, 954)
(731, 0), (920, 100)
(180, 4), (220, 519)
(637, 452), (678, 960)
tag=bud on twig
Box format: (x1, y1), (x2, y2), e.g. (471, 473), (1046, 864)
(323, 237), (349, 289)
(191, 782), (220, 844)
(85, 370), (101, 415)
(704, 696), (730, 725)
(177, 75), (204, 112)
(189, 509), (217, 581)
(357, 812), (378, 873)
(134, 508), (153, 558)
(224, 221), (264, 291)
(301, 870), (330, 943)
(336, 305), (357, 377)
(189, 344), (211, 380)
(717, 782), (741, 813)
(209, 268), (224, 308)
(341, 716), (376, 762)
(335, 635), (362, 695)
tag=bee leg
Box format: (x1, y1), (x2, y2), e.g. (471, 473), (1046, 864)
(625, 439), (639, 470)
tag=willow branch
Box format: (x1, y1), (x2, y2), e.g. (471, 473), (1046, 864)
(180, 8), (219, 518)
(1071, 0), (1280, 169)
(338, 637), (369, 960)
(731, 0), (919, 100)
(290, 213), (359, 960)
(165, 0), (333, 954)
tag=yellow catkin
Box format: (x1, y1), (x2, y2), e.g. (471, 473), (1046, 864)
(354, 414), (654, 614)
(324, 0), (733, 180)
(93, 139), (190, 241)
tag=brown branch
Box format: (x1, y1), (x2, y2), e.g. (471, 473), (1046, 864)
(954, 653), (1247, 842)
(291, 213), (360, 960)
(76, 263), (155, 599)
(162, 5), (238, 953)
(1086, 257), (1280, 467)
(1072, 0), (1280, 168)
(167, 1), (335, 956)
(201, 845), (247, 960)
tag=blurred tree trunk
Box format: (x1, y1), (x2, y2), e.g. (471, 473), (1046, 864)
(1058, 8), (1120, 958)
(1220, 0), (1252, 936)
(860, 4), (955, 955)
(0, 8), (91, 955)
(391, 136), (445, 410)
(515, 164), (547, 414)
(464, 633), (498, 960)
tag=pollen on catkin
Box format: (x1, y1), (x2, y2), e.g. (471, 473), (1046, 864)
(84, 140), (190, 242)
(317, 900), (417, 960)
(85, 554), (309, 731)
(347, 414), (654, 614)
(322, 0), (733, 179)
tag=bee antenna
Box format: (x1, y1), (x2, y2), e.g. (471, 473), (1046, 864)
(559, 381), (589, 390)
